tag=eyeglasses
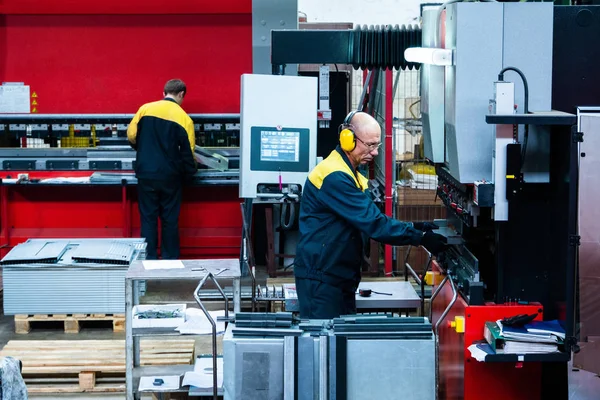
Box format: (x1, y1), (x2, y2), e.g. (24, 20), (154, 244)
(355, 135), (382, 151)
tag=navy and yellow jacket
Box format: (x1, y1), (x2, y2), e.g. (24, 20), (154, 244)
(127, 98), (196, 180)
(294, 146), (423, 286)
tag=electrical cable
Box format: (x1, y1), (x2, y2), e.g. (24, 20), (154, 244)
(280, 189), (301, 231)
(498, 66), (529, 170)
(409, 99), (421, 119)
(280, 200), (296, 230)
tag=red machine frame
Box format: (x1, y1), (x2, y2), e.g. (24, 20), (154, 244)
(431, 261), (549, 400)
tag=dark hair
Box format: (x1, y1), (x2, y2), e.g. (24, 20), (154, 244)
(164, 79), (187, 96)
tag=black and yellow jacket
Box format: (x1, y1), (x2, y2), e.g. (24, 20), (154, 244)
(294, 146), (423, 286)
(127, 98), (196, 180)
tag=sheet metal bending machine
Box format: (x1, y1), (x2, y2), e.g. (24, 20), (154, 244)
(407, 2), (579, 400)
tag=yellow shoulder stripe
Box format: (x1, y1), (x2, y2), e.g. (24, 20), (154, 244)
(308, 150), (367, 192)
(141, 100), (191, 132)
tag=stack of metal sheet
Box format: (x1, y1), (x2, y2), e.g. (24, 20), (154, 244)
(2, 238), (146, 315)
(224, 314), (435, 400)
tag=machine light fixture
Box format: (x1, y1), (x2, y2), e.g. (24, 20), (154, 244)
(404, 47), (454, 66)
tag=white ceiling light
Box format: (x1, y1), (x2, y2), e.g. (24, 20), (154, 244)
(404, 47), (454, 66)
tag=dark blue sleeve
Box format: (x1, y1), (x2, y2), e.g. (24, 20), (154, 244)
(318, 172), (423, 246)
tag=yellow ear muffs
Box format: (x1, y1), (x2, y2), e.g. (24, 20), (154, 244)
(339, 110), (358, 151)
(339, 127), (356, 151)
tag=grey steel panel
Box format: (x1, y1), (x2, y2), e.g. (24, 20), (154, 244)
(421, 8), (445, 163)
(296, 336), (315, 400)
(347, 338), (435, 400)
(283, 336), (295, 400)
(578, 113), (600, 344)
(223, 327), (285, 400)
(0, 148), (87, 157)
(444, 2), (553, 183)
(71, 240), (135, 264)
(503, 2), (553, 183)
(252, 0), (298, 76)
(445, 2), (503, 183)
(0, 240), (68, 265)
(503, 2), (553, 113)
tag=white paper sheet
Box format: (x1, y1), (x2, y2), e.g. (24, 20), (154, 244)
(142, 260), (185, 270)
(39, 177), (91, 184)
(183, 357), (223, 389)
(467, 344), (488, 362)
(175, 309), (226, 335)
(0, 84), (30, 113)
(138, 375), (180, 391)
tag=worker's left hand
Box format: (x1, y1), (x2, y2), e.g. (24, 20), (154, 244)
(413, 221), (439, 231)
(420, 230), (448, 254)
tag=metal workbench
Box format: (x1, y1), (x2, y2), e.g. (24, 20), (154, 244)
(356, 281), (421, 310)
(125, 258), (241, 400)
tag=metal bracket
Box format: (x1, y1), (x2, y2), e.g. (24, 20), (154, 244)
(403, 245), (432, 317)
(194, 145), (229, 172)
(46, 160), (79, 170)
(89, 160), (122, 170)
(569, 234), (581, 247)
(193, 272), (229, 400)
(2, 160), (36, 170)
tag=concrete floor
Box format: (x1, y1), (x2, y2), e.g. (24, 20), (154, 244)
(0, 275), (598, 400)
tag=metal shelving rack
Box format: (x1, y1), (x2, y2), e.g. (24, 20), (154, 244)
(125, 259), (241, 400)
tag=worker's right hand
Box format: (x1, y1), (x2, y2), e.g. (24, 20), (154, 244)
(420, 230), (448, 254)
(413, 221), (439, 231)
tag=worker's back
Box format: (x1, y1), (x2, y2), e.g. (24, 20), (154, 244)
(132, 98), (196, 181)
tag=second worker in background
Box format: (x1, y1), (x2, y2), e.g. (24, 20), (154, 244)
(127, 79), (197, 260)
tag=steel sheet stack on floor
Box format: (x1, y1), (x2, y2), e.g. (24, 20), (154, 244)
(2, 238), (146, 315)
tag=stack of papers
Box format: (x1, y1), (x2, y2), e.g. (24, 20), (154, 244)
(524, 320), (566, 340)
(483, 320), (565, 355)
(498, 320), (560, 344)
(503, 340), (559, 354)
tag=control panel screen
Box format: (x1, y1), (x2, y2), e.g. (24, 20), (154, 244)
(250, 126), (309, 172)
(260, 130), (300, 163)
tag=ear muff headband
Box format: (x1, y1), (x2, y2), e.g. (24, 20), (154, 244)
(339, 110), (358, 152)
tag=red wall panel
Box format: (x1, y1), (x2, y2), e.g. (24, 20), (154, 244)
(0, 14), (252, 113)
(0, 0), (251, 15)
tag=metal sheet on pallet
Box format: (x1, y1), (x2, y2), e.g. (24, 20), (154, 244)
(71, 240), (136, 265)
(1, 238), (146, 315)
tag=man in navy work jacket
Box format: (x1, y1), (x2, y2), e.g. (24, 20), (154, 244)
(127, 79), (197, 260)
(294, 111), (447, 319)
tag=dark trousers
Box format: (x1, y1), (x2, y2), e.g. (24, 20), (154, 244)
(295, 277), (357, 319)
(137, 178), (183, 260)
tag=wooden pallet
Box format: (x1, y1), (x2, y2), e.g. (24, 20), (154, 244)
(0, 339), (195, 394)
(14, 313), (125, 334)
